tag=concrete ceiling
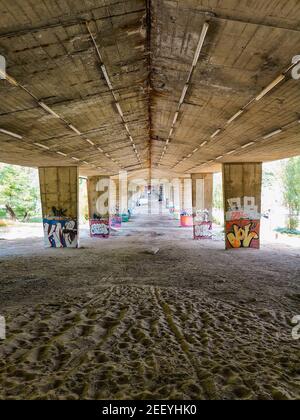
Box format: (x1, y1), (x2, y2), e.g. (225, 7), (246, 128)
(0, 0), (300, 177)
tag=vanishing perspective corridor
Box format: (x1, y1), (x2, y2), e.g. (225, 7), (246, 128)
(1, 0), (300, 402)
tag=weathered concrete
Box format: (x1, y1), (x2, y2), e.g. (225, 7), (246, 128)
(39, 167), (79, 248)
(0, 1), (300, 176)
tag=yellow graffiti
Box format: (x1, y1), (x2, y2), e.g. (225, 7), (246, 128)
(227, 223), (259, 248)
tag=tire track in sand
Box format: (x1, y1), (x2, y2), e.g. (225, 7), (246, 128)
(152, 287), (210, 399)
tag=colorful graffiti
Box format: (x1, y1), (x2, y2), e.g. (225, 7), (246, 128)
(226, 196), (260, 221)
(225, 197), (261, 249)
(43, 219), (78, 248)
(194, 221), (213, 240)
(226, 220), (260, 249)
(193, 209), (212, 240)
(90, 219), (110, 238)
(110, 216), (122, 229)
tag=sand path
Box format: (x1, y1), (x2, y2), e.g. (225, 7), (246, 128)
(0, 213), (299, 399)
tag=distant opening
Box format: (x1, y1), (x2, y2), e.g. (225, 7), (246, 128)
(261, 157), (300, 247)
(0, 163), (42, 240)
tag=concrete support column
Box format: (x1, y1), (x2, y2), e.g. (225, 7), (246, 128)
(159, 183), (164, 202)
(39, 167), (79, 248)
(109, 177), (117, 215)
(87, 176), (110, 238)
(128, 180), (139, 209)
(164, 180), (171, 209)
(223, 163), (262, 249)
(128, 187), (134, 212)
(170, 184), (175, 215)
(117, 179), (121, 214)
(180, 178), (192, 212)
(148, 180), (153, 215)
(172, 179), (181, 220)
(191, 173), (213, 239)
(109, 178), (121, 228)
(119, 171), (128, 222)
(179, 178), (185, 212)
(179, 178), (193, 227)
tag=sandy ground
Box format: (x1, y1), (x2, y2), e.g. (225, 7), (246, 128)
(0, 209), (299, 400)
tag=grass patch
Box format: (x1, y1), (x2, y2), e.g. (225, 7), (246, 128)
(28, 217), (43, 223)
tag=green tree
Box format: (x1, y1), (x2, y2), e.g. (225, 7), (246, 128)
(263, 170), (276, 189)
(282, 157), (300, 230)
(0, 165), (40, 221)
(213, 173), (223, 210)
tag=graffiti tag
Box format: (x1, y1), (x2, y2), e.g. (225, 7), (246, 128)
(90, 220), (109, 238)
(44, 219), (78, 248)
(226, 221), (260, 248)
(194, 221), (212, 240)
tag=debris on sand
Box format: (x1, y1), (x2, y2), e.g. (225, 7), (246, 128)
(145, 247), (160, 255)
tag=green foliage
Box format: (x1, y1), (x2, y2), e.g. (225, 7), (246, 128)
(27, 217), (43, 223)
(212, 216), (224, 227)
(0, 164), (41, 221)
(213, 174), (223, 210)
(263, 170), (276, 189)
(281, 157), (300, 230)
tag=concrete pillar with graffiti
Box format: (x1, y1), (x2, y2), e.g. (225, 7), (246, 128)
(87, 176), (110, 238)
(191, 173), (213, 240)
(222, 163), (262, 250)
(39, 167), (79, 248)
